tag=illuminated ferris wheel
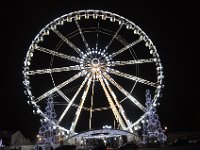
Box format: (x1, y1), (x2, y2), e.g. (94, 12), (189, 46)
(23, 10), (164, 135)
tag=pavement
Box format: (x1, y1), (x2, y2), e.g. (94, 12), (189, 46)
(138, 144), (200, 150)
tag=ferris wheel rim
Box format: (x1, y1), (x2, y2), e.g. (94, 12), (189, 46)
(23, 9), (164, 135)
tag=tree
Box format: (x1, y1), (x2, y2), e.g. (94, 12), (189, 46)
(142, 89), (167, 145)
(34, 95), (57, 150)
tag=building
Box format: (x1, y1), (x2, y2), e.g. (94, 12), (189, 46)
(0, 130), (34, 150)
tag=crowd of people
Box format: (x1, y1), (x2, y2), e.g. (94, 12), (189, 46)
(78, 135), (129, 149)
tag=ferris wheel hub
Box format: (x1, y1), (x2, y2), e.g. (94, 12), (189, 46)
(91, 58), (100, 67)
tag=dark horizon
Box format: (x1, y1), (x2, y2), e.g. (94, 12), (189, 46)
(0, 0), (199, 141)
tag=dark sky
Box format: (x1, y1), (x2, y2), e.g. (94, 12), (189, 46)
(0, 0), (199, 141)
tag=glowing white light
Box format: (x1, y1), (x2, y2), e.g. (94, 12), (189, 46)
(103, 125), (112, 129)
(75, 15), (81, 20)
(85, 14), (89, 19)
(36, 109), (41, 114)
(110, 16), (115, 22)
(134, 29), (138, 34)
(93, 14), (98, 19)
(157, 85), (161, 89)
(126, 24), (131, 29)
(66, 17), (72, 22)
(118, 20), (122, 25)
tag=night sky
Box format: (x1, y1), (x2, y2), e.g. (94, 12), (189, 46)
(0, 0), (199, 141)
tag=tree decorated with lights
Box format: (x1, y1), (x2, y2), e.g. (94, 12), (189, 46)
(0, 139), (3, 148)
(142, 89), (167, 145)
(34, 95), (57, 150)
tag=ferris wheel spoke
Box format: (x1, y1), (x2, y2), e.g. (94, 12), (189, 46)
(89, 79), (95, 130)
(75, 20), (90, 52)
(58, 73), (91, 124)
(104, 23), (124, 51)
(69, 77), (92, 133)
(109, 58), (157, 66)
(99, 73), (127, 130)
(110, 37), (143, 58)
(35, 72), (83, 103)
(35, 45), (81, 63)
(26, 65), (81, 75)
(103, 76), (133, 132)
(103, 72), (145, 112)
(130, 114), (147, 129)
(52, 28), (84, 56)
(57, 89), (71, 103)
(107, 68), (156, 87)
(95, 21), (100, 50)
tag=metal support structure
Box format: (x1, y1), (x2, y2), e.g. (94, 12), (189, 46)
(103, 72), (145, 111)
(35, 72), (83, 103)
(103, 77), (133, 132)
(89, 79), (95, 130)
(52, 28), (84, 56)
(69, 77), (92, 134)
(34, 45), (81, 63)
(58, 73), (90, 124)
(99, 73), (127, 130)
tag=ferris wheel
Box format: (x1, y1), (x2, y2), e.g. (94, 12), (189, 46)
(23, 10), (164, 135)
